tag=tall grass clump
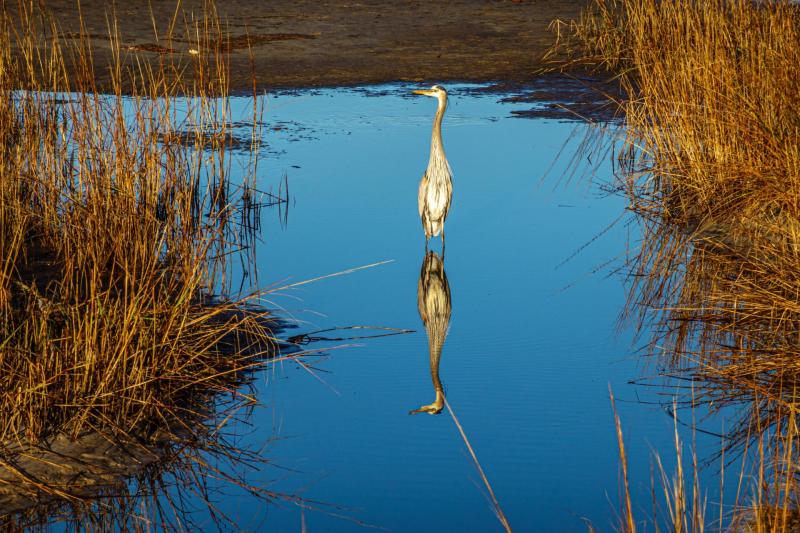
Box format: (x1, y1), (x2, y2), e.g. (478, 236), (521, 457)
(0, 1), (293, 524)
(552, 0), (800, 529)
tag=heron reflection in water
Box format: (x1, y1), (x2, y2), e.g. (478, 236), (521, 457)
(410, 249), (451, 415)
(413, 85), (453, 250)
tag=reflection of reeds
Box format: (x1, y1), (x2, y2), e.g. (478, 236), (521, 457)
(552, 0), (800, 529)
(610, 389), (706, 533)
(0, 1), (294, 527)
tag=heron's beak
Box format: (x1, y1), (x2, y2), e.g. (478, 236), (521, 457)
(412, 89), (434, 96)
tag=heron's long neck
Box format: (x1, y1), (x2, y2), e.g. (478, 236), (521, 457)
(428, 99), (447, 168)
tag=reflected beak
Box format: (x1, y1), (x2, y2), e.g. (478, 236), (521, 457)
(412, 89), (434, 96)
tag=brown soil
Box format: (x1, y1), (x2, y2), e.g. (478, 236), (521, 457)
(8, 0), (586, 92)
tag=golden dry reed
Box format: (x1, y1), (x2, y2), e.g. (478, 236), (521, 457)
(0, 0), (290, 522)
(553, 0), (800, 530)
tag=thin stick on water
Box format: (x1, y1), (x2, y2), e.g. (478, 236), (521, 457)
(444, 398), (512, 532)
(287, 325), (415, 345)
(269, 260), (394, 292)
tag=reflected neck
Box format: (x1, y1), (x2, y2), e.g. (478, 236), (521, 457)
(432, 389), (445, 411)
(429, 335), (444, 394)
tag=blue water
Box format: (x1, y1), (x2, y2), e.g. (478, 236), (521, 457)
(185, 85), (727, 532)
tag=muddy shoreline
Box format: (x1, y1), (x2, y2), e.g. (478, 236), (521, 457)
(8, 0), (586, 92)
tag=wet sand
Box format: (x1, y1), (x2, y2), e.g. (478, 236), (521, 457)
(7, 0), (586, 92)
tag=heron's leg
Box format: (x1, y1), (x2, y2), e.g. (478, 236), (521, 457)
(441, 230), (446, 258)
(425, 235), (429, 252)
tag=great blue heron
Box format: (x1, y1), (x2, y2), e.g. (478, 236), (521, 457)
(410, 249), (451, 415)
(413, 85), (453, 249)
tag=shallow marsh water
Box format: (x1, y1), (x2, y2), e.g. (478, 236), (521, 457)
(185, 85), (730, 532)
(14, 85), (734, 531)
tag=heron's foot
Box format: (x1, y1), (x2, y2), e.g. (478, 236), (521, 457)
(409, 403), (444, 415)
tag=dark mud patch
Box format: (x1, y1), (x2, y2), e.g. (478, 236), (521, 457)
(159, 129), (256, 152)
(466, 73), (626, 122)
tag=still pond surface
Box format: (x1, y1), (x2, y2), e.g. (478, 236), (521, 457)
(192, 85), (725, 532)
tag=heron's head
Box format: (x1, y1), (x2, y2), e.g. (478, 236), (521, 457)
(412, 85), (448, 103)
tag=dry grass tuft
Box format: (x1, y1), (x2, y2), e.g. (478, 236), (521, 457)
(0, 0), (295, 527)
(551, 0), (800, 530)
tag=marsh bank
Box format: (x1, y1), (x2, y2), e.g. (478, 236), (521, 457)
(7, 0), (585, 91)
